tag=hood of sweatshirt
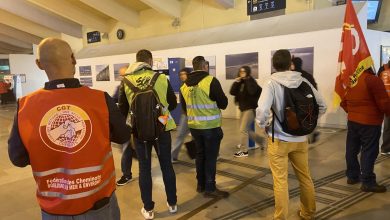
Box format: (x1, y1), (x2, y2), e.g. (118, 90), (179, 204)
(270, 71), (303, 88)
(184, 70), (209, 86)
(124, 62), (152, 75)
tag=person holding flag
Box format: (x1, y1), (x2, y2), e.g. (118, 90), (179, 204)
(335, 0), (390, 193)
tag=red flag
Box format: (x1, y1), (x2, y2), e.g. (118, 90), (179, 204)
(334, 0), (374, 106)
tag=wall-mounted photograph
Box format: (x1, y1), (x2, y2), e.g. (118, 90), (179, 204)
(271, 47), (314, 75)
(225, 52), (258, 79)
(380, 45), (390, 66)
(79, 65), (92, 76)
(96, 64), (110, 81)
(80, 77), (93, 87)
(114, 63), (129, 81)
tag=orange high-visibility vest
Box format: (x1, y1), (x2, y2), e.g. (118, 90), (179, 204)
(18, 86), (115, 215)
(381, 64), (390, 98)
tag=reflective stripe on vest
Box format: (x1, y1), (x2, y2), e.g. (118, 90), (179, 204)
(181, 75), (222, 129)
(187, 115), (221, 121)
(186, 104), (218, 109)
(33, 152), (112, 177)
(37, 171), (115, 200)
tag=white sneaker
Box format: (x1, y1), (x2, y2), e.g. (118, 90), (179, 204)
(234, 151), (248, 158)
(248, 145), (260, 150)
(167, 202), (178, 214)
(381, 152), (390, 156)
(141, 207), (154, 219)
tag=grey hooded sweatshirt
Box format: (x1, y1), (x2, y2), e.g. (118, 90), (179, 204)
(256, 71), (327, 142)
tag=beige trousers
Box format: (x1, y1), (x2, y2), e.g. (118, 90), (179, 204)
(267, 137), (316, 220)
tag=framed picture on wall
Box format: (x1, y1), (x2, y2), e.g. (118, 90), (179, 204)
(271, 47), (314, 75)
(380, 45), (390, 66)
(79, 65), (92, 76)
(95, 64), (110, 81)
(113, 63), (129, 81)
(225, 52), (259, 79)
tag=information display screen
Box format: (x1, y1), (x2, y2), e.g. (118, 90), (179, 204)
(247, 0), (286, 15)
(87, 31), (101, 44)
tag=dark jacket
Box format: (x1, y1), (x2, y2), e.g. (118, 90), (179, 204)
(299, 70), (317, 90)
(8, 78), (131, 167)
(292, 58), (318, 89)
(180, 71), (228, 113)
(230, 77), (261, 112)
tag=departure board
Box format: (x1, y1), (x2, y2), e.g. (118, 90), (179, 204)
(247, 0), (286, 15)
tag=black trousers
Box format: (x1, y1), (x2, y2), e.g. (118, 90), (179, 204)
(381, 116), (390, 153)
(346, 121), (381, 186)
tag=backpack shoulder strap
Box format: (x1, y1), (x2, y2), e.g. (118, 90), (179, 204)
(123, 77), (140, 93)
(148, 73), (161, 88)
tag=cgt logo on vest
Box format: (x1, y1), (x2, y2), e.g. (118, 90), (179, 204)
(39, 105), (92, 154)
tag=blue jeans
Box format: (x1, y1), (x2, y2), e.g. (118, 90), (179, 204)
(190, 127), (223, 192)
(41, 192), (120, 220)
(121, 141), (133, 178)
(346, 121), (381, 186)
(171, 114), (190, 160)
(135, 131), (177, 211)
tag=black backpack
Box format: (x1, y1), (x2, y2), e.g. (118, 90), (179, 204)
(123, 73), (165, 143)
(272, 81), (319, 141)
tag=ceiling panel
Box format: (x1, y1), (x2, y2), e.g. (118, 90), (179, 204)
(114, 0), (151, 12)
(67, 0), (113, 20)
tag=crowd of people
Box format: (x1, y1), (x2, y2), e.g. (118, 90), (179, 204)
(7, 38), (390, 220)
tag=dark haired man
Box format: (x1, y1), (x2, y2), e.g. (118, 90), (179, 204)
(256, 49), (327, 220)
(180, 56), (229, 198)
(118, 49), (178, 219)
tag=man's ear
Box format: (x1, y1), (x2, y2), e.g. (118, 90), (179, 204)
(36, 59), (44, 70)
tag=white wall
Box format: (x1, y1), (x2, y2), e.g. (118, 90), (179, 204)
(75, 28), (352, 128)
(9, 54), (47, 96)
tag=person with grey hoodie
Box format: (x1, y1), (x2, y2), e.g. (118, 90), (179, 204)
(256, 50), (327, 220)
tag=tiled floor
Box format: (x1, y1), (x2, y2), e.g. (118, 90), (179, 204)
(1, 103), (389, 220)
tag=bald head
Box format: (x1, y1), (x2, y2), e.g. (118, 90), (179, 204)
(36, 38), (76, 81)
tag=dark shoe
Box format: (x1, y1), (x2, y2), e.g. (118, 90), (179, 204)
(361, 183), (387, 193)
(204, 188), (230, 198)
(347, 178), (360, 185)
(196, 185), (205, 193)
(116, 176), (132, 186)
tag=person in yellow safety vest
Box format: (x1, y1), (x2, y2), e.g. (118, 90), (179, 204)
(180, 56), (229, 198)
(118, 49), (178, 220)
(8, 38), (131, 219)
(378, 59), (390, 155)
